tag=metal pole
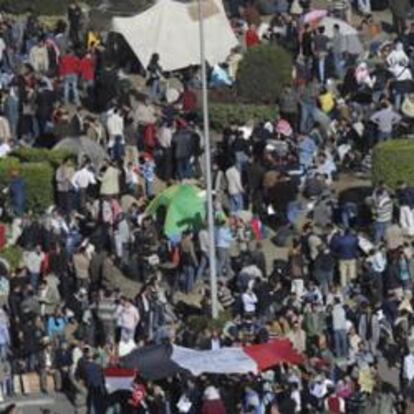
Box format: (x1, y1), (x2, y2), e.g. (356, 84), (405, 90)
(198, 0), (218, 319)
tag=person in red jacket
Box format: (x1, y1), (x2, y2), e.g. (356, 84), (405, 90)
(181, 85), (197, 115)
(245, 24), (260, 48)
(59, 49), (81, 105)
(79, 51), (96, 95)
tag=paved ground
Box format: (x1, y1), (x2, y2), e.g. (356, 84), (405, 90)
(1, 393), (74, 413)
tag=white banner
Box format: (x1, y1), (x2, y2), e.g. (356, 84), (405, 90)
(171, 345), (257, 376)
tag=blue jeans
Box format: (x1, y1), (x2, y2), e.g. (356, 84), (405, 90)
(315, 270), (333, 297)
(333, 52), (345, 79)
(341, 202), (358, 228)
(196, 252), (209, 279)
(64, 74), (80, 105)
(150, 79), (161, 101)
(182, 265), (195, 293)
(30, 272), (40, 290)
(145, 179), (154, 198)
(177, 158), (192, 180)
(235, 151), (249, 172)
(300, 103), (315, 133)
(334, 329), (348, 357)
(317, 55), (326, 83)
(374, 220), (390, 244)
(217, 247), (233, 277)
(378, 130), (392, 141)
(230, 193), (243, 213)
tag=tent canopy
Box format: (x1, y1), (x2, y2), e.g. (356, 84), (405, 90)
(319, 16), (363, 55)
(111, 0), (239, 71)
(145, 184), (206, 237)
(53, 137), (108, 168)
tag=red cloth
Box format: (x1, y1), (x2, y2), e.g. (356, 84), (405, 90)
(79, 56), (96, 81)
(201, 400), (227, 414)
(144, 123), (157, 150)
(243, 339), (304, 371)
(59, 54), (80, 77)
(182, 89), (197, 112)
(245, 29), (260, 48)
(41, 253), (50, 275)
(0, 224), (6, 250)
(327, 395), (342, 413)
(251, 218), (263, 240)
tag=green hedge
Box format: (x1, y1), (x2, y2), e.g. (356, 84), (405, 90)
(0, 0), (99, 15)
(187, 310), (232, 333)
(12, 147), (74, 168)
(236, 44), (293, 104)
(0, 245), (23, 271)
(208, 103), (278, 130)
(372, 139), (414, 188)
(0, 159), (54, 213)
(0, 0), (149, 15)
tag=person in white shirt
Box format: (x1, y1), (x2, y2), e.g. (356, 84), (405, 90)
(0, 139), (10, 158)
(405, 351), (414, 383)
(106, 107), (125, 149)
(196, 227), (209, 279)
(23, 244), (45, 290)
(71, 160), (96, 211)
(332, 297), (348, 358)
(125, 162), (139, 194)
(225, 164), (244, 213)
(242, 285), (258, 315)
(117, 298), (140, 342)
(0, 35), (6, 65)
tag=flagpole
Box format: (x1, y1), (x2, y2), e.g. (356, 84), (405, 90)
(197, 0), (218, 319)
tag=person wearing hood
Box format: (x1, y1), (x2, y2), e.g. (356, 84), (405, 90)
(201, 386), (227, 414)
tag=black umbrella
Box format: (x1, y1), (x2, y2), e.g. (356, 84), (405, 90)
(120, 343), (186, 380)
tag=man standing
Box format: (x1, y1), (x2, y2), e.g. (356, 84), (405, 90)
(67, 1), (83, 46)
(71, 160), (96, 212)
(313, 26), (330, 84)
(225, 162), (244, 213)
(332, 297), (348, 358)
(390, 0), (410, 35)
(59, 48), (80, 106)
(215, 219), (234, 278)
(330, 227), (359, 288)
(370, 100), (401, 141)
(332, 24), (346, 79)
(371, 185), (394, 245)
(9, 170), (26, 217)
(56, 159), (75, 215)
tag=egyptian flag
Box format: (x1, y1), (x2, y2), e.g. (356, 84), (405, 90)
(105, 367), (137, 393)
(120, 339), (303, 380)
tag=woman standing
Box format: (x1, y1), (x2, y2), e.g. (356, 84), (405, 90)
(147, 53), (164, 102)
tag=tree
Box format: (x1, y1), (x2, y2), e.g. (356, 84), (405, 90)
(236, 44), (293, 104)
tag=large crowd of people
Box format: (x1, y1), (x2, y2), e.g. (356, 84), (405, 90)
(1, 0), (414, 413)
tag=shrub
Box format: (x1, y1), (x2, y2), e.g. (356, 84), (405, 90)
(12, 147), (74, 168)
(0, 0), (149, 15)
(236, 44), (293, 104)
(0, 245), (23, 271)
(0, 159), (54, 213)
(0, 0), (99, 15)
(372, 139), (414, 188)
(187, 310), (232, 333)
(208, 102), (278, 130)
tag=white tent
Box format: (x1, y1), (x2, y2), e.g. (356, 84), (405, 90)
(319, 17), (363, 55)
(112, 0), (239, 72)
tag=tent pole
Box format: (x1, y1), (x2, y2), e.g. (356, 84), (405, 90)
(198, 0), (219, 319)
